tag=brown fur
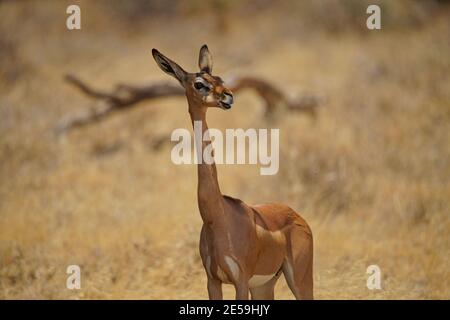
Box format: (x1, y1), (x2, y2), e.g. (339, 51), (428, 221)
(152, 45), (313, 300)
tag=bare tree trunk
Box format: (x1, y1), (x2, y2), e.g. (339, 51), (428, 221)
(58, 74), (322, 133)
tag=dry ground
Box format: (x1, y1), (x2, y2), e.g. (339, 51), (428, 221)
(0, 1), (449, 299)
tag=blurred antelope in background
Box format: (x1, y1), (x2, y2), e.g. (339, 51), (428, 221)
(152, 45), (313, 300)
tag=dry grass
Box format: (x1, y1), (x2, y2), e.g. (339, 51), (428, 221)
(0, 0), (449, 299)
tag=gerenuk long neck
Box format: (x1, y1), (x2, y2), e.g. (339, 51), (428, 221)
(188, 101), (225, 225)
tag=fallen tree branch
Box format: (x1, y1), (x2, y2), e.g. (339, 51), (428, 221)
(226, 76), (322, 117)
(58, 74), (322, 133)
(56, 75), (183, 133)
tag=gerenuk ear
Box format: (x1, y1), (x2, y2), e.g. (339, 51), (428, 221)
(152, 49), (187, 85)
(198, 44), (213, 74)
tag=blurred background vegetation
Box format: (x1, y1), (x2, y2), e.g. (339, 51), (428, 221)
(0, 0), (449, 299)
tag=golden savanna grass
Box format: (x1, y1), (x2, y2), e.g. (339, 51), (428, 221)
(0, 0), (449, 299)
